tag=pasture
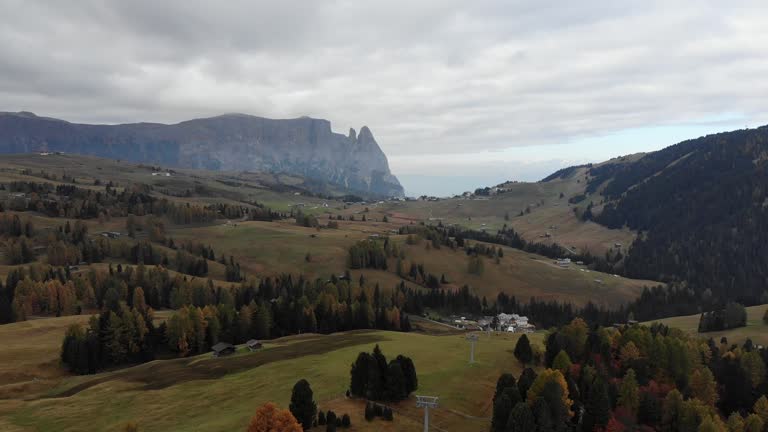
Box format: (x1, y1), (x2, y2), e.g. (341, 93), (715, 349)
(1, 328), (543, 432)
(644, 304), (768, 346)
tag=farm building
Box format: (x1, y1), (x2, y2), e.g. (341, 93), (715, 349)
(211, 342), (236, 357)
(246, 340), (263, 351)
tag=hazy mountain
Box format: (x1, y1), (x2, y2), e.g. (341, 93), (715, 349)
(0, 111), (404, 197)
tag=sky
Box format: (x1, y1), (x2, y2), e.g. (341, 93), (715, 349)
(1, 1), (766, 196)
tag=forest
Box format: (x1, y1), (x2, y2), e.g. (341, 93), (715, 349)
(492, 318), (768, 431)
(588, 126), (768, 306)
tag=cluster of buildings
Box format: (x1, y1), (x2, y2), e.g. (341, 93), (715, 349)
(461, 313), (536, 333)
(494, 313), (536, 333)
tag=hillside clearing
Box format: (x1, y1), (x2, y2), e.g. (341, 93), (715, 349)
(644, 304), (768, 346)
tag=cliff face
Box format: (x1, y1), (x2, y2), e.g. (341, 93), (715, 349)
(0, 112), (404, 197)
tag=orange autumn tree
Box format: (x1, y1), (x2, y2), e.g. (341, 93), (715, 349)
(247, 402), (303, 432)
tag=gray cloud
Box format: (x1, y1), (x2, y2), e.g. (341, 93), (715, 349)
(1, 0), (766, 173)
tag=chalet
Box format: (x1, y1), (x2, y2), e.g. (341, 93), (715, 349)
(246, 339), (263, 351)
(211, 342), (236, 357)
(100, 231), (122, 239)
(555, 258), (571, 268)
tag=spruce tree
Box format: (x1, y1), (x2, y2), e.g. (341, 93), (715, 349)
(493, 373), (517, 403)
(518, 368), (538, 400)
(507, 402), (535, 432)
(350, 352), (371, 397)
(583, 377), (611, 432)
(384, 360), (407, 401)
(289, 379), (317, 430)
(514, 334), (533, 365)
(492, 393), (513, 432)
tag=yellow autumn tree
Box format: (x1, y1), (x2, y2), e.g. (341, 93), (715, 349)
(754, 395), (768, 424)
(689, 367), (718, 407)
(525, 368), (573, 416)
(247, 402), (303, 432)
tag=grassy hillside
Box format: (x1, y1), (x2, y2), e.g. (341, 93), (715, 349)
(396, 239), (655, 308)
(0, 328), (543, 432)
(0, 154), (658, 308)
(644, 304), (768, 346)
(370, 165), (635, 256)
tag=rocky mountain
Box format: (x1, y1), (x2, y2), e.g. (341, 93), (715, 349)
(0, 111), (404, 197)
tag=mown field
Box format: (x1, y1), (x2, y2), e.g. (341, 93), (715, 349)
(644, 304), (768, 346)
(0, 316), (543, 432)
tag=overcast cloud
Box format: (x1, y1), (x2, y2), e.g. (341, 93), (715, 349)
(1, 1), (767, 193)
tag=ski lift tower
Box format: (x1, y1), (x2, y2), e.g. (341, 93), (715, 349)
(466, 333), (479, 364)
(416, 395), (439, 432)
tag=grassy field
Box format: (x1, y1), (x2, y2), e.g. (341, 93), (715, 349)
(0, 327), (543, 432)
(163, 217), (655, 308)
(644, 304), (768, 346)
(396, 238), (656, 308)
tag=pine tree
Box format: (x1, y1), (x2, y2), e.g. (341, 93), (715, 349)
(583, 376), (611, 432)
(350, 352), (371, 397)
(518, 368), (537, 400)
(384, 361), (406, 401)
(396, 354), (418, 395)
(317, 411), (326, 425)
(514, 334), (533, 365)
(364, 402), (375, 421)
(325, 411), (337, 431)
(492, 393), (513, 432)
(493, 373), (517, 403)
(289, 379), (317, 430)
(507, 402), (535, 432)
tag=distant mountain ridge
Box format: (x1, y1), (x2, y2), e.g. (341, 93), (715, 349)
(0, 111), (404, 197)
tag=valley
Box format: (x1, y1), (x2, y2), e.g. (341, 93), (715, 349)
(1, 124), (767, 432)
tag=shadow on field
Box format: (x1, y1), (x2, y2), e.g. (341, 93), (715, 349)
(50, 331), (386, 398)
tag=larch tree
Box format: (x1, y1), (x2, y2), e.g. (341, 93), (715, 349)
(689, 367), (718, 407)
(247, 402), (303, 432)
(618, 369), (639, 415)
(552, 350), (572, 374)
